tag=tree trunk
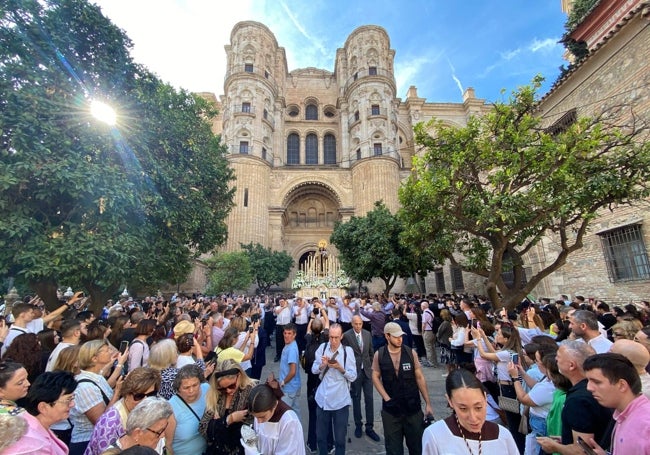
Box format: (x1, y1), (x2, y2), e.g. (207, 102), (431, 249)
(29, 280), (60, 311)
(84, 281), (120, 315)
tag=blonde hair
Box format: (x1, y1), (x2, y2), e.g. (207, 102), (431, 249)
(78, 340), (111, 370)
(0, 414), (27, 451)
(148, 339), (178, 370)
(52, 345), (81, 375)
(229, 316), (247, 333)
(205, 358), (256, 413)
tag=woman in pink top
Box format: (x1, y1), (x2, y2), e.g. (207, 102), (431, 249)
(5, 371), (77, 455)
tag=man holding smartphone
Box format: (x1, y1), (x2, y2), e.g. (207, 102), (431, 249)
(312, 323), (357, 455)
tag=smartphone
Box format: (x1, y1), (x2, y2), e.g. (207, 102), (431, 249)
(577, 436), (598, 455)
(119, 340), (129, 354)
(477, 321), (481, 329)
(328, 358), (337, 364)
(511, 353), (519, 364)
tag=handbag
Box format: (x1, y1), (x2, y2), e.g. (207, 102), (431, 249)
(498, 383), (520, 414)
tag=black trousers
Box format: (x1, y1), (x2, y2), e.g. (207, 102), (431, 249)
(275, 324), (286, 359)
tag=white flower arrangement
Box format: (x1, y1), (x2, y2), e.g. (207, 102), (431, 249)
(291, 269), (351, 290)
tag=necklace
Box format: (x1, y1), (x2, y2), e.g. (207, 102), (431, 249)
(455, 414), (482, 455)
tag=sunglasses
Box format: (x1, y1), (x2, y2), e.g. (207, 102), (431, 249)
(217, 379), (239, 393)
(133, 390), (159, 401)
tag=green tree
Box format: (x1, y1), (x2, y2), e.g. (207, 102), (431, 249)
(0, 0), (234, 312)
(205, 252), (252, 295)
(240, 243), (293, 294)
(399, 77), (650, 309)
(330, 201), (435, 296)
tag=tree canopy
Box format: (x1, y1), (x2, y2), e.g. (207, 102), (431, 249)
(399, 76), (650, 309)
(205, 252), (252, 295)
(330, 201), (436, 296)
(240, 243), (293, 294)
(0, 0), (234, 311)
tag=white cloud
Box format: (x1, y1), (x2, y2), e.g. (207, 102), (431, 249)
(529, 37), (559, 53)
(394, 55), (435, 98)
(447, 58), (464, 97)
(501, 48), (522, 61)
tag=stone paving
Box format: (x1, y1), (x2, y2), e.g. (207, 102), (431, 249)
(262, 342), (452, 454)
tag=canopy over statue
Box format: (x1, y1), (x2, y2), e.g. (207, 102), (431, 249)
(292, 240), (350, 299)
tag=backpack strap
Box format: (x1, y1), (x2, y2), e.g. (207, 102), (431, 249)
(77, 378), (110, 405)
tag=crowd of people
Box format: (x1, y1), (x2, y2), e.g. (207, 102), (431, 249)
(0, 290), (649, 455)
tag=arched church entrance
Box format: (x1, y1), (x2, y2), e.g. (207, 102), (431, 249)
(282, 181), (342, 268)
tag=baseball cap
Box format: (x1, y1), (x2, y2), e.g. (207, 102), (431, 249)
(384, 322), (404, 337)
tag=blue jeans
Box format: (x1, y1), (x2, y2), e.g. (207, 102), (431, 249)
(281, 388), (301, 421)
(316, 405), (349, 455)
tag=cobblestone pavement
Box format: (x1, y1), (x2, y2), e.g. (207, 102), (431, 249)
(262, 342), (452, 454)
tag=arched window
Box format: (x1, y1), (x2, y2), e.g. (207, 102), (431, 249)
(305, 133), (318, 165)
(305, 104), (318, 120)
(324, 134), (336, 164)
(287, 133), (300, 165)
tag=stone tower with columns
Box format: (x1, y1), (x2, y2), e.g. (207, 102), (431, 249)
(210, 21), (488, 292)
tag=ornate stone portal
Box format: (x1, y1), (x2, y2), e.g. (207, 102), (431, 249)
(292, 240), (350, 299)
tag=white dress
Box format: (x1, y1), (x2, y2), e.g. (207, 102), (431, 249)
(422, 419), (519, 455)
(243, 409), (306, 455)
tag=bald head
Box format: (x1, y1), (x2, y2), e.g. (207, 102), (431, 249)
(611, 339), (650, 374)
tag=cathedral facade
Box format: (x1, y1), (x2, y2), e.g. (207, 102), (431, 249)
(199, 21), (489, 294)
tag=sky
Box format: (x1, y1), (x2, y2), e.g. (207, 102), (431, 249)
(92, 0), (568, 104)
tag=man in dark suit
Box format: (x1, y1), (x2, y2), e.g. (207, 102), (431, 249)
(343, 315), (381, 441)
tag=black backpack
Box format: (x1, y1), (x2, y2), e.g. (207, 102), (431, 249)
(301, 331), (327, 373)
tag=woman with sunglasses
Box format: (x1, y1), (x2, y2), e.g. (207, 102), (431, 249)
(199, 359), (256, 455)
(167, 364), (210, 455)
(100, 397), (173, 455)
(68, 340), (129, 455)
(84, 367), (161, 455)
(3, 371), (77, 455)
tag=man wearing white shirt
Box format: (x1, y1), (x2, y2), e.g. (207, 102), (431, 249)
(293, 297), (309, 354)
(46, 319), (83, 371)
(570, 310), (613, 353)
(326, 296), (339, 324)
(312, 323), (357, 455)
(274, 298), (291, 362)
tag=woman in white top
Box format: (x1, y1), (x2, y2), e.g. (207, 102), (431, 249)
(243, 381), (305, 455)
(471, 323), (525, 453)
(508, 344), (558, 455)
(422, 368), (518, 454)
(230, 317), (259, 376)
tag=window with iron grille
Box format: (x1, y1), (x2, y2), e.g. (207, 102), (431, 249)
(371, 104), (380, 115)
(356, 149), (361, 161)
(241, 102), (251, 113)
(305, 133), (318, 165)
(373, 143), (383, 156)
(599, 224), (650, 282)
(369, 66), (377, 75)
(261, 147), (267, 161)
(451, 266), (465, 291)
(434, 269), (446, 293)
(239, 141), (249, 154)
(287, 133), (300, 165)
(324, 134), (336, 164)
(244, 63), (254, 73)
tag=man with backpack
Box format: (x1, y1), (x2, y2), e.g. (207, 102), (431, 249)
(311, 323), (357, 455)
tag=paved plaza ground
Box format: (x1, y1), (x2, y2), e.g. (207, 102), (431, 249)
(261, 340), (451, 454)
